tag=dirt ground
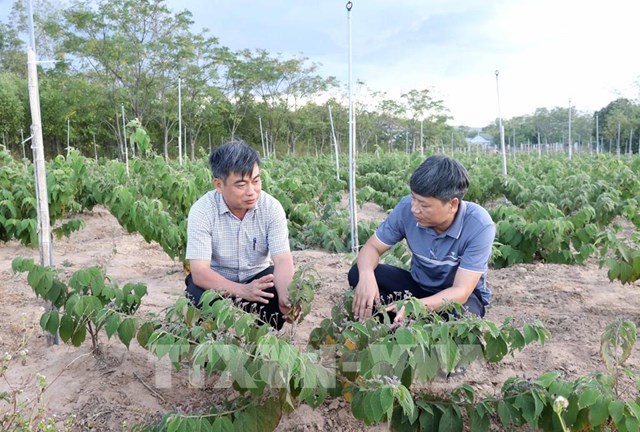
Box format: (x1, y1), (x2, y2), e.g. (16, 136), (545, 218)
(1, 205), (639, 431)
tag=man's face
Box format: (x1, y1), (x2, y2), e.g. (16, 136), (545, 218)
(214, 163), (262, 215)
(410, 193), (459, 231)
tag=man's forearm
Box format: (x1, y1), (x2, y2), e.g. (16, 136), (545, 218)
(421, 286), (472, 310)
(191, 269), (242, 297)
(273, 267), (293, 298)
(272, 253), (294, 298)
(357, 242), (381, 274)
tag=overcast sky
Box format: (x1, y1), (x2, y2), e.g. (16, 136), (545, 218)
(3, 0), (639, 127)
(163, 0), (640, 127)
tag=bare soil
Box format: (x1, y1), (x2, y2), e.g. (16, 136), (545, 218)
(1, 205), (638, 431)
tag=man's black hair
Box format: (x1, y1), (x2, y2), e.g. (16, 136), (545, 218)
(409, 155), (469, 201)
(208, 139), (261, 182)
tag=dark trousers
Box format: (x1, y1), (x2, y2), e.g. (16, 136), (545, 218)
(347, 264), (485, 318)
(185, 266), (286, 330)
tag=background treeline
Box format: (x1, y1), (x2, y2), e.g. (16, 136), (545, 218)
(1, 0), (639, 160)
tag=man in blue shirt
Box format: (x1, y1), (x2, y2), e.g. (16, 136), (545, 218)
(349, 155), (495, 322)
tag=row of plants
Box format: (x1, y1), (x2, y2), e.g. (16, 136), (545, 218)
(1, 149), (639, 283)
(8, 257), (639, 431)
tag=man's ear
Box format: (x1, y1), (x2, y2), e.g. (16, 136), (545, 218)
(213, 178), (223, 191)
(450, 197), (460, 212)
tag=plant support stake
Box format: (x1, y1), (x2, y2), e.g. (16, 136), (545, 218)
(259, 116), (266, 158)
(495, 70), (507, 176)
(346, 1), (358, 253)
(178, 75), (183, 165)
(327, 102), (340, 181)
(27, 0), (57, 345)
(121, 104), (129, 176)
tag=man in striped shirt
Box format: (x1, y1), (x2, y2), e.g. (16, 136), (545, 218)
(185, 140), (294, 330)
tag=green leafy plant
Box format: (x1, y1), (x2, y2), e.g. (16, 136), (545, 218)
(134, 292), (334, 430)
(390, 320), (639, 431)
(598, 230), (640, 284)
(126, 118), (151, 156)
(286, 264), (318, 324)
(12, 257), (148, 352)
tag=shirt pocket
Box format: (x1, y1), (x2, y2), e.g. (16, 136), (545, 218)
(249, 236), (269, 257)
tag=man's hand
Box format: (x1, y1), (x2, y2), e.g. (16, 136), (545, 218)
(385, 302), (406, 323)
(272, 251), (295, 319)
(240, 274), (275, 303)
(352, 272), (380, 320)
(278, 298), (301, 323)
(352, 236), (389, 320)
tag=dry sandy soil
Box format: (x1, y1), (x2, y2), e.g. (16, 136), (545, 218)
(1, 204), (639, 431)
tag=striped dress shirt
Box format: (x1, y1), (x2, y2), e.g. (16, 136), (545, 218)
(186, 190), (290, 282)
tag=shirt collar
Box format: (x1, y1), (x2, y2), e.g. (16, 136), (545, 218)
(444, 200), (466, 239)
(214, 191), (231, 215)
(214, 190), (260, 218)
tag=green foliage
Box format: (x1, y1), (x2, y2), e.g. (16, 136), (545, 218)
(286, 264), (318, 323)
(0, 73), (26, 144)
(135, 396), (282, 432)
(12, 233), (640, 431)
(3, 150), (639, 285)
(309, 294), (549, 385)
(12, 257), (147, 351)
(0, 148), (90, 246)
(598, 230), (640, 285)
(136, 289), (333, 429)
(388, 320), (639, 432)
(126, 118), (151, 156)
(600, 319), (637, 378)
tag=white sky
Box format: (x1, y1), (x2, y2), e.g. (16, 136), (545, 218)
(2, 0), (639, 127)
(164, 0), (640, 127)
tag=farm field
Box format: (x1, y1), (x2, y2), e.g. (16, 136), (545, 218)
(1, 150), (640, 430)
(1, 206), (638, 431)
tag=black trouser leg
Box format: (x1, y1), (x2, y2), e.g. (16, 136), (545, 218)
(242, 266), (286, 330)
(185, 266), (285, 330)
(348, 263), (419, 302)
(348, 264), (420, 322)
(347, 264), (485, 318)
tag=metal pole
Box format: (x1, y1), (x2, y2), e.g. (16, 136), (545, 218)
(567, 99), (572, 159)
(131, 124), (136, 158)
(616, 122), (621, 158)
(327, 103), (340, 181)
(66, 117), (70, 156)
(595, 113), (599, 154)
(121, 104), (129, 176)
(20, 129), (25, 158)
(495, 70), (507, 176)
(450, 131), (454, 154)
(27, 0), (56, 345)
(405, 130), (409, 153)
(420, 119), (424, 156)
(346, 1), (358, 253)
(259, 116), (266, 158)
(178, 75), (183, 165)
